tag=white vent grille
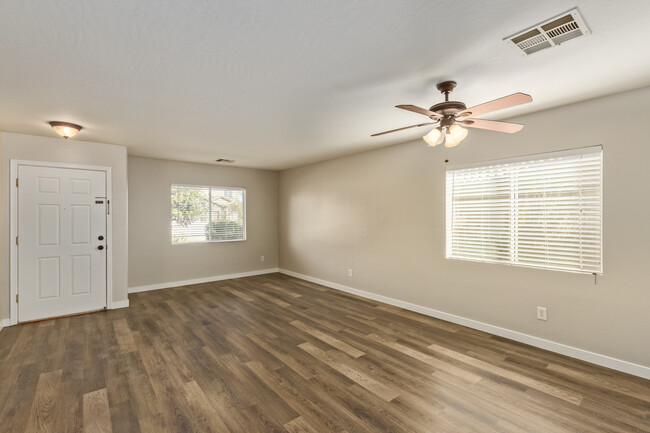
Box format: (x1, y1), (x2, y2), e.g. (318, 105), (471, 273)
(505, 8), (590, 56)
(546, 21), (579, 39)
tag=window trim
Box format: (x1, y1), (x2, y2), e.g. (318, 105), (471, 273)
(171, 183), (247, 245)
(445, 146), (603, 274)
(445, 146), (602, 171)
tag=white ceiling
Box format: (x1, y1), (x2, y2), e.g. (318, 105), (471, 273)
(1, 0), (650, 170)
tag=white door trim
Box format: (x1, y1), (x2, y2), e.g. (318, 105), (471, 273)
(9, 159), (114, 325)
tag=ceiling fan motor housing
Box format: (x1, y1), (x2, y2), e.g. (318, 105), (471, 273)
(429, 101), (467, 117)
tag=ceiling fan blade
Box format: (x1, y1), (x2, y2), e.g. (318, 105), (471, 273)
(461, 118), (524, 133)
(396, 105), (443, 118)
(458, 93), (532, 118)
(371, 122), (436, 137)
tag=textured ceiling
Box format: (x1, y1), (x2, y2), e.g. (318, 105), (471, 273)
(1, 0), (650, 169)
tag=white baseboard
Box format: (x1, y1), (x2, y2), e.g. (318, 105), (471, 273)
(0, 318), (9, 332)
(279, 268), (650, 380)
(128, 268), (280, 294)
(110, 300), (130, 309)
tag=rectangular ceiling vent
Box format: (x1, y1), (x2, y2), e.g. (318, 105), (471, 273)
(505, 8), (590, 56)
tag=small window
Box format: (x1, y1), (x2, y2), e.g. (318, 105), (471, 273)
(446, 147), (602, 274)
(171, 184), (246, 244)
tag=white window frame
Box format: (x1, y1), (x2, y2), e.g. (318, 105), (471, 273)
(171, 184), (246, 244)
(446, 146), (603, 274)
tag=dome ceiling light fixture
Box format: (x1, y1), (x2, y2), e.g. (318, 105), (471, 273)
(49, 121), (83, 139)
(372, 81), (532, 148)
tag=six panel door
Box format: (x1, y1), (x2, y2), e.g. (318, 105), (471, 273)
(18, 165), (107, 322)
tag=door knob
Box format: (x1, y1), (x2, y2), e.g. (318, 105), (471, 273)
(98, 235), (104, 240)
(98, 245), (104, 250)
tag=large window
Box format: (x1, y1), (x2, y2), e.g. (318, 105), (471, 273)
(446, 147), (602, 274)
(171, 185), (246, 243)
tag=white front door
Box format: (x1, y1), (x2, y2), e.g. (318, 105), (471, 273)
(18, 165), (107, 322)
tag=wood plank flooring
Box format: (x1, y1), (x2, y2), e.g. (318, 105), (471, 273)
(1, 273), (649, 432)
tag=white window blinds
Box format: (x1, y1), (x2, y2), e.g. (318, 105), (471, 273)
(446, 147), (602, 274)
(171, 185), (246, 243)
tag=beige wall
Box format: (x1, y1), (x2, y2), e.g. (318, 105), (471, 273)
(0, 132), (2, 326)
(1, 132), (129, 320)
(279, 86), (650, 368)
(128, 156), (278, 289)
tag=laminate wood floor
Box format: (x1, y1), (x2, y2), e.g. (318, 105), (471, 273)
(1, 273), (648, 432)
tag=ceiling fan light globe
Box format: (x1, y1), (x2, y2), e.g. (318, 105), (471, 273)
(448, 124), (469, 142)
(445, 133), (461, 148)
(436, 131), (445, 146)
(423, 128), (442, 147)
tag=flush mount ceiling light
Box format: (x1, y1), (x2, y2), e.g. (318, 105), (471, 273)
(372, 81), (532, 148)
(49, 121), (82, 139)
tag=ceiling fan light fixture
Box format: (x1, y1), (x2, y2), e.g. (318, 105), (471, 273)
(49, 121), (82, 139)
(422, 127), (442, 147)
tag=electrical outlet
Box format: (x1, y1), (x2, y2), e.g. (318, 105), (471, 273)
(348, 268), (353, 278)
(537, 306), (548, 321)
(260, 255), (265, 262)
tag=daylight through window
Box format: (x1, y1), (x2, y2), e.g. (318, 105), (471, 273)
(171, 185), (246, 243)
(446, 147), (602, 274)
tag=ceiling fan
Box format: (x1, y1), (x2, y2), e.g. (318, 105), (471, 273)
(372, 81), (532, 148)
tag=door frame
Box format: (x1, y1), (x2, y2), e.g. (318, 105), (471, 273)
(9, 159), (114, 325)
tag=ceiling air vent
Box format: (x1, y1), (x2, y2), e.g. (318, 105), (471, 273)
(505, 8), (590, 56)
(215, 158), (235, 163)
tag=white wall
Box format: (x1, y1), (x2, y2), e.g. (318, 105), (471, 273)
(128, 156), (278, 290)
(1, 132), (129, 320)
(279, 86), (650, 370)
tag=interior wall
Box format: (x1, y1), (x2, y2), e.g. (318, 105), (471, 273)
(0, 131), (2, 326)
(279, 86), (650, 368)
(1, 132), (129, 320)
(128, 156), (278, 289)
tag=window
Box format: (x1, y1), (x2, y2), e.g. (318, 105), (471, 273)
(171, 184), (246, 243)
(446, 147), (602, 274)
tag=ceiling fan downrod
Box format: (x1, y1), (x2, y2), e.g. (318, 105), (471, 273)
(437, 81), (457, 102)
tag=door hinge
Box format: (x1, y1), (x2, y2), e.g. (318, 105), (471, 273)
(107, 200), (110, 215)
(15, 236), (18, 246)
(15, 178), (18, 187)
(16, 294), (18, 303)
